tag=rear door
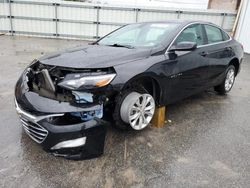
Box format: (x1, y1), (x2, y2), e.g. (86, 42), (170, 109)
(202, 24), (233, 86)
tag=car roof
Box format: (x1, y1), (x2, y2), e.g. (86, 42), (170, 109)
(135, 20), (214, 26)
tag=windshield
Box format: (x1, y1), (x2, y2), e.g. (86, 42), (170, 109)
(98, 23), (179, 48)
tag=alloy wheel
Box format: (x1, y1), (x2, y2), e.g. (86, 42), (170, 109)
(120, 92), (155, 130)
(225, 68), (235, 91)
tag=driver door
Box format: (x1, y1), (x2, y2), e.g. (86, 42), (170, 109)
(167, 24), (210, 102)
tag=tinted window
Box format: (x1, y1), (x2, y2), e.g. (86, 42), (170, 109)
(221, 30), (230, 41)
(175, 24), (205, 46)
(204, 25), (223, 44)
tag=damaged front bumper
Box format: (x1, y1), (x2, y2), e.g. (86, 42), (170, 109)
(15, 74), (108, 160)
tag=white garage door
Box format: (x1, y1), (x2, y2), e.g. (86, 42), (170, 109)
(235, 0), (250, 54)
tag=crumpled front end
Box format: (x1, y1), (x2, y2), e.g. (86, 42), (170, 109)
(14, 61), (116, 160)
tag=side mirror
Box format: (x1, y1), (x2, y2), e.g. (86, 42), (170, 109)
(170, 42), (197, 51)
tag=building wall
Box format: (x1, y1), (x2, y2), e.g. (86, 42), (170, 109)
(235, 0), (250, 53)
(208, 0), (239, 10)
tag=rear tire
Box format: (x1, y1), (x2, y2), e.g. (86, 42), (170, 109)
(113, 85), (155, 130)
(214, 65), (235, 95)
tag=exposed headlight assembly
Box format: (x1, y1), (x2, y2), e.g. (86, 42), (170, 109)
(58, 73), (116, 90)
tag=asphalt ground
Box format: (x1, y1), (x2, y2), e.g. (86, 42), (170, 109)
(0, 35), (249, 188)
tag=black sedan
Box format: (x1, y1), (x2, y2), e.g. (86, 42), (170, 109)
(15, 20), (244, 159)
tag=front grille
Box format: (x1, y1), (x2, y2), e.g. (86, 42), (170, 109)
(19, 116), (48, 143)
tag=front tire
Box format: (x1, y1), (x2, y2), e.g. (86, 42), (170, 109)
(113, 87), (155, 130)
(214, 65), (236, 95)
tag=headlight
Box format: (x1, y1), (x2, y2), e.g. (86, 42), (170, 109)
(58, 73), (116, 90)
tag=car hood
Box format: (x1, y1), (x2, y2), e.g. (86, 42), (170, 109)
(39, 45), (152, 68)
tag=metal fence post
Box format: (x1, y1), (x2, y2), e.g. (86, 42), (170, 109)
(221, 13), (226, 29)
(135, 8), (140, 22)
(95, 6), (100, 39)
(8, 0), (13, 35)
(53, 3), (59, 37)
(177, 10), (182, 19)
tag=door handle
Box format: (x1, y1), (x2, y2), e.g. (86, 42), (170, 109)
(200, 51), (208, 57)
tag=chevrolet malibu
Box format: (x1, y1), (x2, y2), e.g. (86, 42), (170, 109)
(15, 20), (244, 159)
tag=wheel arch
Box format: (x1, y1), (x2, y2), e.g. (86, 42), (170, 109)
(228, 58), (240, 76)
(121, 74), (162, 106)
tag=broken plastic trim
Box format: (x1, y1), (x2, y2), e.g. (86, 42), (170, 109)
(72, 91), (93, 103)
(41, 69), (55, 92)
(26, 61), (115, 105)
(70, 105), (103, 121)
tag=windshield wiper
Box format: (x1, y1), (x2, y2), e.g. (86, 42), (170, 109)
(107, 43), (134, 49)
(89, 41), (99, 45)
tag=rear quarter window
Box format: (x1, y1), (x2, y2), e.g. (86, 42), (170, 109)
(204, 24), (224, 44)
(221, 30), (230, 41)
